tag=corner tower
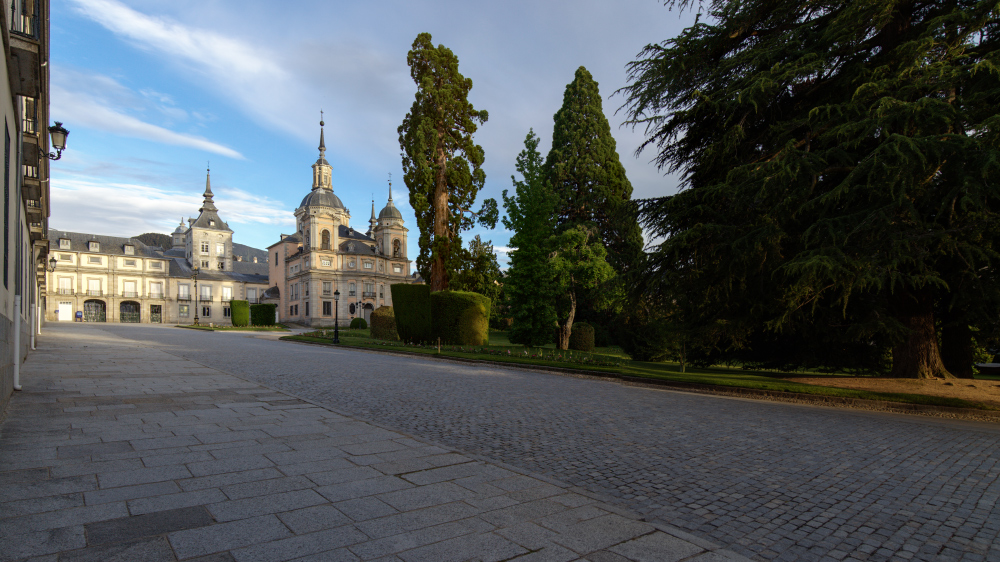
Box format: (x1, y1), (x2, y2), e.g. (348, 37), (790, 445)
(295, 118), (350, 252)
(185, 167), (234, 270)
(374, 181), (408, 260)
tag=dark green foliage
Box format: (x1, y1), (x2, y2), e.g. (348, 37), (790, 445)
(502, 130), (558, 347)
(450, 235), (503, 327)
(545, 67), (643, 274)
(614, 302), (675, 362)
(568, 322), (595, 352)
(230, 300), (250, 327)
(370, 306), (398, 341)
(350, 317), (368, 329)
(621, 0), (1000, 378)
(250, 304), (277, 326)
(391, 284), (433, 342)
(398, 32), (497, 292)
(134, 232), (171, 250)
(430, 290), (491, 346)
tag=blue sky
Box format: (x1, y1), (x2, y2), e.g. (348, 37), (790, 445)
(49, 0), (695, 263)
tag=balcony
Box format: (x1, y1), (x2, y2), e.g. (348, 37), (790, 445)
(348, 291), (356, 297)
(86, 290), (102, 297)
(362, 292), (376, 299)
(57, 288), (73, 295)
(25, 199), (42, 220)
(247, 297), (259, 304)
(149, 292), (164, 300)
(199, 295), (213, 302)
(10, 1), (39, 39)
(177, 294), (191, 301)
(122, 291), (138, 298)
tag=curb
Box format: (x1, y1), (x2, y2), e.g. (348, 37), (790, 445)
(281, 336), (1000, 423)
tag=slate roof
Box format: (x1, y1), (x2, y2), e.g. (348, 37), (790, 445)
(233, 243), (268, 264)
(299, 189), (345, 209)
(48, 230), (163, 258)
(167, 258), (267, 284)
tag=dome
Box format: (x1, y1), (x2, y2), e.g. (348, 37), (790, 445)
(299, 189), (345, 209)
(379, 202), (402, 220)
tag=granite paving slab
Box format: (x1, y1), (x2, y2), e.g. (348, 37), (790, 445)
(0, 324), (739, 562)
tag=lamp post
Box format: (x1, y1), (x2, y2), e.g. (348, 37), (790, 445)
(48, 256), (56, 272)
(192, 263), (200, 326)
(44, 122), (69, 160)
(333, 290), (340, 344)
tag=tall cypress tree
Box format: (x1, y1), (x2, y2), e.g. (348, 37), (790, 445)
(502, 130), (558, 346)
(399, 33), (498, 292)
(545, 67), (643, 273)
(622, 0), (1000, 378)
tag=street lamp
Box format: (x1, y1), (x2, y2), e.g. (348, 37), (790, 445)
(191, 263), (200, 326)
(47, 256), (56, 272)
(45, 122), (69, 160)
(333, 290), (340, 344)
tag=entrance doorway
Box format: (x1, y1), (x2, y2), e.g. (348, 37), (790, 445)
(83, 300), (106, 322)
(150, 305), (162, 323)
(57, 302), (73, 321)
(120, 301), (141, 323)
(362, 303), (374, 324)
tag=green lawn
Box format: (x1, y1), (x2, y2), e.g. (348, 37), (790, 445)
(281, 330), (996, 411)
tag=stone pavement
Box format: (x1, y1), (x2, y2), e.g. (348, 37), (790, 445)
(0, 325), (745, 562)
(92, 324), (1000, 562)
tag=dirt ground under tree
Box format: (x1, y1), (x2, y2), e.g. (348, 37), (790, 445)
(786, 376), (1000, 409)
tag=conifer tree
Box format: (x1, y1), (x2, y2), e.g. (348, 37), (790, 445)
(545, 67), (644, 273)
(502, 130), (558, 346)
(622, 0), (1000, 378)
(399, 33), (498, 292)
(451, 234), (503, 317)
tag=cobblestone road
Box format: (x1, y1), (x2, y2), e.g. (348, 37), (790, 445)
(99, 324), (1000, 562)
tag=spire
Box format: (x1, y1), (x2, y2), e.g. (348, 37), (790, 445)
(200, 165), (218, 212)
(318, 110), (326, 156)
(370, 199), (377, 220)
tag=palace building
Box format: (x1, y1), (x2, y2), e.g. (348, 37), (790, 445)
(266, 121), (415, 326)
(43, 171), (270, 324)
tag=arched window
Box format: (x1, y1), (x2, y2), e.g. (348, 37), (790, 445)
(321, 230), (331, 250)
(392, 239), (401, 258)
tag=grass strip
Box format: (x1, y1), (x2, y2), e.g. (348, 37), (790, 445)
(177, 324), (289, 332)
(282, 335), (993, 411)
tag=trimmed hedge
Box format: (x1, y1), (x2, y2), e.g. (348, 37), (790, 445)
(370, 306), (398, 340)
(430, 290), (491, 346)
(569, 322), (595, 352)
(250, 303), (277, 326)
(230, 300), (250, 327)
(391, 284), (433, 342)
(350, 317), (368, 329)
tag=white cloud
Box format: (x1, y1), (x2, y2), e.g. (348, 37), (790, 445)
(51, 67), (243, 158)
(494, 246), (515, 254)
(49, 178), (293, 238)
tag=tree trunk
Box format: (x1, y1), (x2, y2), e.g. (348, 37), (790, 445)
(941, 319), (975, 379)
(431, 143), (449, 292)
(557, 291), (576, 350)
(889, 289), (953, 379)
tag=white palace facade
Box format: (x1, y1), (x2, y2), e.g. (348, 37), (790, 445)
(267, 121), (416, 327)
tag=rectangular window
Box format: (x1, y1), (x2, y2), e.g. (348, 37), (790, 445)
(87, 279), (101, 295)
(124, 259), (136, 267)
(224, 306), (231, 318)
(321, 258), (331, 267)
(89, 241), (99, 252)
(202, 306), (211, 317)
(149, 261), (162, 269)
(200, 285), (212, 300)
(123, 280), (137, 297)
(179, 304), (189, 317)
(216, 243), (225, 255)
(393, 264), (402, 273)
(59, 253), (71, 261)
(290, 305), (294, 316)
(323, 301), (331, 316)
(59, 239), (70, 249)
(201, 241), (209, 253)
(201, 260), (209, 268)
(363, 261), (373, 269)
(150, 282), (163, 298)
(323, 281), (331, 295)
(305, 301), (310, 316)
(247, 288), (257, 302)
(222, 287), (232, 301)
(124, 245), (134, 255)
(178, 284), (190, 298)
(88, 256), (101, 264)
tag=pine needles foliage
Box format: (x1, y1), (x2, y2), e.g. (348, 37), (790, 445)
(621, 0), (1000, 377)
